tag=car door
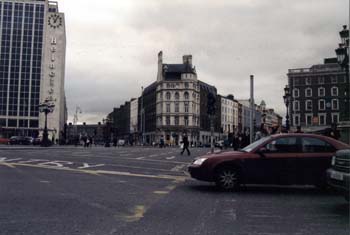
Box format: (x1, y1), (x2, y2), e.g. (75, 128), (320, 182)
(245, 136), (299, 185)
(296, 137), (336, 185)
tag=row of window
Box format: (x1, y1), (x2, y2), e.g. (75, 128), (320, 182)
(292, 76), (344, 86)
(163, 82), (200, 90)
(157, 116), (199, 127)
(293, 86), (339, 98)
(163, 102), (198, 113)
(162, 91), (197, 100)
(293, 99), (339, 111)
(0, 118), (39, 128)
(293, 113), (339, 126)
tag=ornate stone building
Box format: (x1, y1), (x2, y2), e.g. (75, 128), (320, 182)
(155, 51), (200, 145)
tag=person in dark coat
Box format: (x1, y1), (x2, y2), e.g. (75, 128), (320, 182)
(181, 134), (190, 156)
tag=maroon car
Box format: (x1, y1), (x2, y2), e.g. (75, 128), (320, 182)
(188, 133), (350, 190)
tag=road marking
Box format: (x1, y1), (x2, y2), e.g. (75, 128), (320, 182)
(136, 157), (145, 160)
(1, 162), (188, 181)
(37, 161), (74, 168)
(153, 191), (168, 195)
(170, 164), (187, 172)
(0, 162), (16, 168)
(117, 205), (147, 222)
(0, 158), (22, 162)
(78, 163), (105, 169)
(166, 156), (175, 160)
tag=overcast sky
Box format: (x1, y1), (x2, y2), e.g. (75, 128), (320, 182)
(58, 0), (349, 124)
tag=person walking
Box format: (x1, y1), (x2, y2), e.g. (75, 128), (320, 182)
(180, 134), (190, 156)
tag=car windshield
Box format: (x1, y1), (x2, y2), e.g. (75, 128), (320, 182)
(241, 136), (272, 152)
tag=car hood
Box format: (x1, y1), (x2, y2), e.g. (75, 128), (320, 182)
(200, 150), (252, 160)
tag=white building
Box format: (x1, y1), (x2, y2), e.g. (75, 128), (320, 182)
(155, 51), (200, 145)
(221, 95), (234, 137)
(0, 0), (66, 140)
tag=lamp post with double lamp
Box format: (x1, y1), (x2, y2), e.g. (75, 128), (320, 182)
(283, 85), (291, 132)
(335, 25), (349, 143)
(38, 99), (55, 147)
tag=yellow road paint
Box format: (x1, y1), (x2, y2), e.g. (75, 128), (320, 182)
(0, 162), (16, 169)
(153, 191), (169, 195)
(118, 205), (147, 222)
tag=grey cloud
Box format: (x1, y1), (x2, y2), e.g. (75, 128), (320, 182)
(60, 0), (348, 123)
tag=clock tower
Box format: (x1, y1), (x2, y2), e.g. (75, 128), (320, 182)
(39, 1), (67, 142)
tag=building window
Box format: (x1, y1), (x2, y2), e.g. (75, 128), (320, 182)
(175, 116), (179, 125)
(184, 116), (189, 126)
(175, 92), (179, 100)
(305, 88), (312, 97)
(332, 99), (339, 110)
(166, 103), (171, 113)
(293, 100), (300, 111)
(184, 103), (189, 113)
(331, 87), (338, 96)
(184, 92), (189, 100)
(305, 100), (312, 111)
(332, 113), (339, 124)
(185, 83), (189, 88)
(294, 114), (300, 126)
(318, 87), (325, 97)
(318, 113), (326, 125)
(318, 77), (324, 84)
(175, 103), (179, 113)
(305, 77), (311, 85)
(331, 76), (338, 84)
(305, 114), (312, 126)
(166, 92), (171, 100)
(318, 99), (325, 110)
(166, 116), (170, 125)
(293, 88), (299, 98)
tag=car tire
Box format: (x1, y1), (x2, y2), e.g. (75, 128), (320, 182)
(215, 167), (240, 191)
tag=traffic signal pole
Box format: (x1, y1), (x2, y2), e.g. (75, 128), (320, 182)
(210, 115), (214, 154)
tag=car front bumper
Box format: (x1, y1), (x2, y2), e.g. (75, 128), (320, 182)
(188, 165), (213, 182)
(326, 168), (350, 194)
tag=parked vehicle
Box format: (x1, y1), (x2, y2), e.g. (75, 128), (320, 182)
(0, 137), (9, 145)
(33, 138), (42, 145)
(9, 136), (33, 145)
(327, 149), (350, 201)
(188, 133), (350, 190)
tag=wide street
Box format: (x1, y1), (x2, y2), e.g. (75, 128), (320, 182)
(0, 146), (348, 235)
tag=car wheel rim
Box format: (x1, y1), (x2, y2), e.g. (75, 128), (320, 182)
(219, 170), (237, 189)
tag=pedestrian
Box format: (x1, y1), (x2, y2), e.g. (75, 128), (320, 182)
(295, 126), (303, 133)
(328, 123), (340, 140)
(180, 134), (190, 156)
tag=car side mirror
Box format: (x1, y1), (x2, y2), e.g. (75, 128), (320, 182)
(259, 147), (268, 153)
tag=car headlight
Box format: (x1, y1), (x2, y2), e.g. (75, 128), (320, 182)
(331, 156), (336, 166)
(193, 158), (208, 166)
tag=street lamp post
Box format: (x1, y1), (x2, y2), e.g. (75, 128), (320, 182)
(335, 25), (349, 121)
(39, 99), (55, 147)
(335, 25), (349, 143)
(283, 85), (291, 132)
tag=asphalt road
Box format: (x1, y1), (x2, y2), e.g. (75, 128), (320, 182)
(0, 146), (348, 235)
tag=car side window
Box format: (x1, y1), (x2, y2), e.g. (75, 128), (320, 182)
(265, 137), (298, 153)
(301, 137), (335, 153)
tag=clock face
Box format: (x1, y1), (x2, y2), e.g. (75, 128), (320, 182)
(48, 14), (62, 29)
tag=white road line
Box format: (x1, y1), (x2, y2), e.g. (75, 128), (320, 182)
(166, 156), (175, 160)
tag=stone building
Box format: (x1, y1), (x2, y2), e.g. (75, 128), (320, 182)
(155, 51), (200, 146)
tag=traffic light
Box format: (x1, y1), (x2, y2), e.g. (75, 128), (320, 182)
(207, 92), (216, 115)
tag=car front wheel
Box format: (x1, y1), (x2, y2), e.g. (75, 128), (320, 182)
(215, 167), (240, 191)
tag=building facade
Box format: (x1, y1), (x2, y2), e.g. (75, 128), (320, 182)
(155, 52), (200, 146)
(287, 58), (347, 132)
(221, 95), (234, 138)
(0, 0), (66, 139)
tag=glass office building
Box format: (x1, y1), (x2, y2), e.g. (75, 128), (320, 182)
(0, 0), (66, 139)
